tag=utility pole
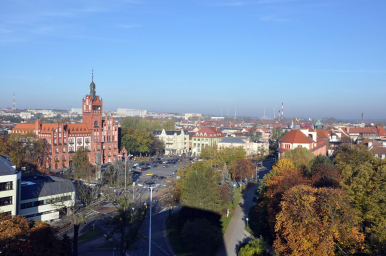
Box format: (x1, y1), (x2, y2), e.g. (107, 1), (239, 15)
(235, 105), (236, 120)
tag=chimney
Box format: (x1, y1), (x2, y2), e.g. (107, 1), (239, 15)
(368, 141), (372, 149)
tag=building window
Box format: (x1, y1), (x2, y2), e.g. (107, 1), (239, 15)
(63, 148), (65, 153)
(0, 182), (13, 191)
(0, 196), (12, 206)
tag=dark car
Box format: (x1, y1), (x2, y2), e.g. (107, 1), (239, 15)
(141, 167), (149, 171)
(131, 170), (140, 175)
(151, 164), (158, 167)
(149, 158), (154, 161)
(151, 175), (158, 179)
(145, 181), (155, 185)
(158, 176), (165, 180)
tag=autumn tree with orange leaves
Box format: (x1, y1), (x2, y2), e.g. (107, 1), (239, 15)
(229, 158), (255, 187)
(274, 185), (364, 256)
(0, 213), (72, 256)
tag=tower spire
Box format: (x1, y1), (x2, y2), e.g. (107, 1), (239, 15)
(90, 69), (96, 99)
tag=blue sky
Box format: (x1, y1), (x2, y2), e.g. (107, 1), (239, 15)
(0, 0), (385, 119)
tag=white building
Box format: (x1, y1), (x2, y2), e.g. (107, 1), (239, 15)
(218, 137), (269, 157)
(19, 175), (75, 222)
(0, 156), (20, 215)
(153, 129), (189, 155)
(117, 108), (147, 118)
(0, 155), (75, 222)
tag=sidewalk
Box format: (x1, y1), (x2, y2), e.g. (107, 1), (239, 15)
(216, 183), (258, 256)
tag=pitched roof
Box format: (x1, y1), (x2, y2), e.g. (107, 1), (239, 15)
(279, 129), (315, 144)
(347, 127), (377, 134)
(374, 125), (386, 137)
(0, 155), (18, 176)
(193, 127), (224, 138)
(66, 123), (89, 134)
(317, 130), (329, 139)
(21, 175), (75, 200)
(360, 138), (383, 147)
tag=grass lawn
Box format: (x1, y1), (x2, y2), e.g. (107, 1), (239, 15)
(78, 228), (104, 244)
(220, 188), (243, 234)
(97, 240), (120, 249)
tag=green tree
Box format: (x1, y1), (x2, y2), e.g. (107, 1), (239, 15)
(121, 128), (153, 156)
(181, 167), (223, 213)
(310, 155), (334, 171)
(162, 120), (175, 130)
(238, 237), (266, 256)
(150, 134), (164, 156)
(6, 132), (48, 172)
(105, 197), (146, 256)
(247, 124), (262, 142)
(0, 135), (9, 155)
(271, 127), (287, 144)
(72, 146), (93, 181)
(282, 147), (315, 173)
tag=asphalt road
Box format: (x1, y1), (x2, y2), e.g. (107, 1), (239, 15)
(131, 209), (176, 256)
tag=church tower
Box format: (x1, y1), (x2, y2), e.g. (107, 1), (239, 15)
(82, 71), (103, 148)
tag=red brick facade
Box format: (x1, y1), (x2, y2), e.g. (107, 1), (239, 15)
(12, 78), (119, 169)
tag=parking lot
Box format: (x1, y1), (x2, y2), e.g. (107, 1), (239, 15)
(129, 156), (190, 185)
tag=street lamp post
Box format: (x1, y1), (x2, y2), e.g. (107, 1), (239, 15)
(143, 184), (159, 256)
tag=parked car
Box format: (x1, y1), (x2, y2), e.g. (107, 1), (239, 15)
(151, 164), (158, 167)
(149, 158), (154, 161)
(145, 181), (155, 185)
(158, 176), (165, 180)
(163, 165), (169, 168)
(146, 173), (154, 176)
(124, 189), (133, 193)
(151, 175), (158, 179)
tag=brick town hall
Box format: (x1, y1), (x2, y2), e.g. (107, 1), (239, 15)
(12, 76), (120, 171)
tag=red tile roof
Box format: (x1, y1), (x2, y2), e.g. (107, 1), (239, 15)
(279, 129), (314, 144)
(193, 127), (224, 138)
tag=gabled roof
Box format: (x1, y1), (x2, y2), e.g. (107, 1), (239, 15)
(193, 127), (224, 138)
(279, 129), (315, 144)
(374, 125), (386, 137)
(360, 138), (383, 147)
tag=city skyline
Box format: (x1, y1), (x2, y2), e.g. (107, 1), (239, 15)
(1, 0), (385, 119)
